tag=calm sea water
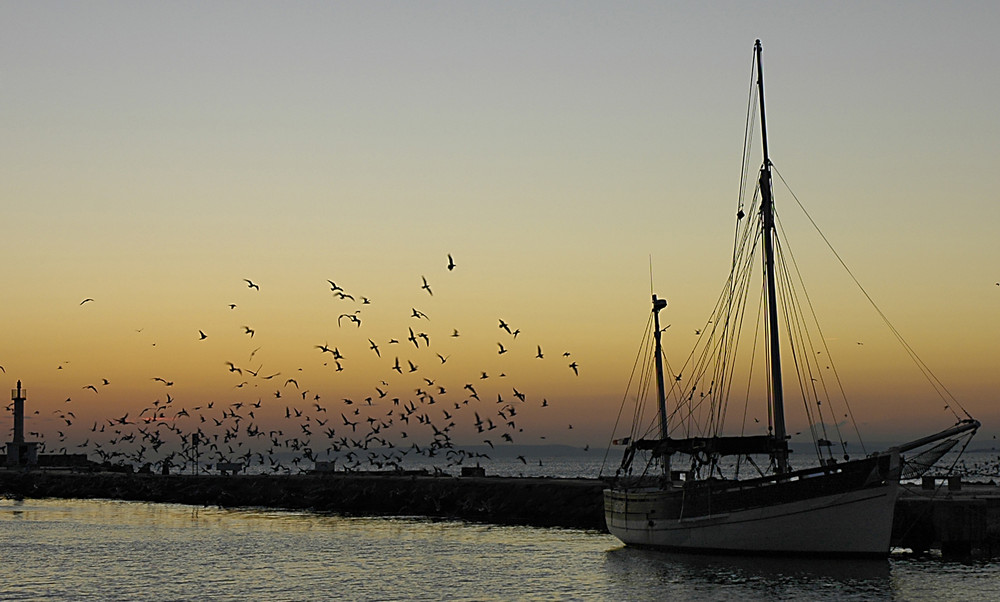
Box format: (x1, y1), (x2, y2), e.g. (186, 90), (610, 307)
(2, 448), (998, 601)
(1, 497), (998, 602)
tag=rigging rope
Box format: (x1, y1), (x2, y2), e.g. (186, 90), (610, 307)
(772, 166), (971, 422)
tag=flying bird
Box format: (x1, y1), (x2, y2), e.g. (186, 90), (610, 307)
(569, 362), (579, 375)
(447, 254), (456, 271)
(421, 276), (433, 296)
(244, 279), (259, 290)
(338, 312), (362, 327)
(80, 298), (94, 305)
(199, 330), (207, 340)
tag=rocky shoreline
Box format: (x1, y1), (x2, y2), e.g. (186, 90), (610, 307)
(0, 470), (610, 531)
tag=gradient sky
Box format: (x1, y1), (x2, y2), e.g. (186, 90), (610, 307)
(1, 2), (998, 457)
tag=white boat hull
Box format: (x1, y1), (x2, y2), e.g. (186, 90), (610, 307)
(604, 480), (898, 556)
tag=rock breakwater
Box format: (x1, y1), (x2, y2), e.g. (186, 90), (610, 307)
(0, 471), (608, 531)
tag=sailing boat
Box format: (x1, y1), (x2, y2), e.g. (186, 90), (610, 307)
(603, 40), (980, 556)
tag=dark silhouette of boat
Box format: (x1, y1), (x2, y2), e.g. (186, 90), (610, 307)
(604, 40), (979, 556)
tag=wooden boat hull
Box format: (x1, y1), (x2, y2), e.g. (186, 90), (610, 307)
(603, 453), (900, 556)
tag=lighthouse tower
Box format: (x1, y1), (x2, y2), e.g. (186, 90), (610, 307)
(6, 380), (39, 467)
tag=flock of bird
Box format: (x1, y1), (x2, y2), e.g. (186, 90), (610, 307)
(5, 254), (588, 475)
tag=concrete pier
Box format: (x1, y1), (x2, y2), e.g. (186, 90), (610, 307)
(893, 481), (1000, 557)
(2, 469), (998, 556)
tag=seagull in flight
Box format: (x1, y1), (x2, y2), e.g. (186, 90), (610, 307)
(80, 298), (94, 305)
(244, 279), (259, 290)
(421, 275), (433, 296)
(447, 254), (456, 271)
(338, 312), (362, 327)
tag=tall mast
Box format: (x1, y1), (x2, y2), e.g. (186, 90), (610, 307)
(652, 295), (671, 474)
(755, 39), (789, 473)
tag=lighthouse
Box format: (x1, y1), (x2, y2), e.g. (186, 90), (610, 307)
(6, 380), (39, 467)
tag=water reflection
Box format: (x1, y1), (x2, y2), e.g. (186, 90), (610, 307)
(1, 498), (996, 601)
(603, 545), (893, 601)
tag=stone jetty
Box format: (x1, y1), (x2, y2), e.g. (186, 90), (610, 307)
(3, 469), (999, 556)
(0, 470), (608, 530)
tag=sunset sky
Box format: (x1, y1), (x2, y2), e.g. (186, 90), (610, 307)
(1, 2), (997, 460)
